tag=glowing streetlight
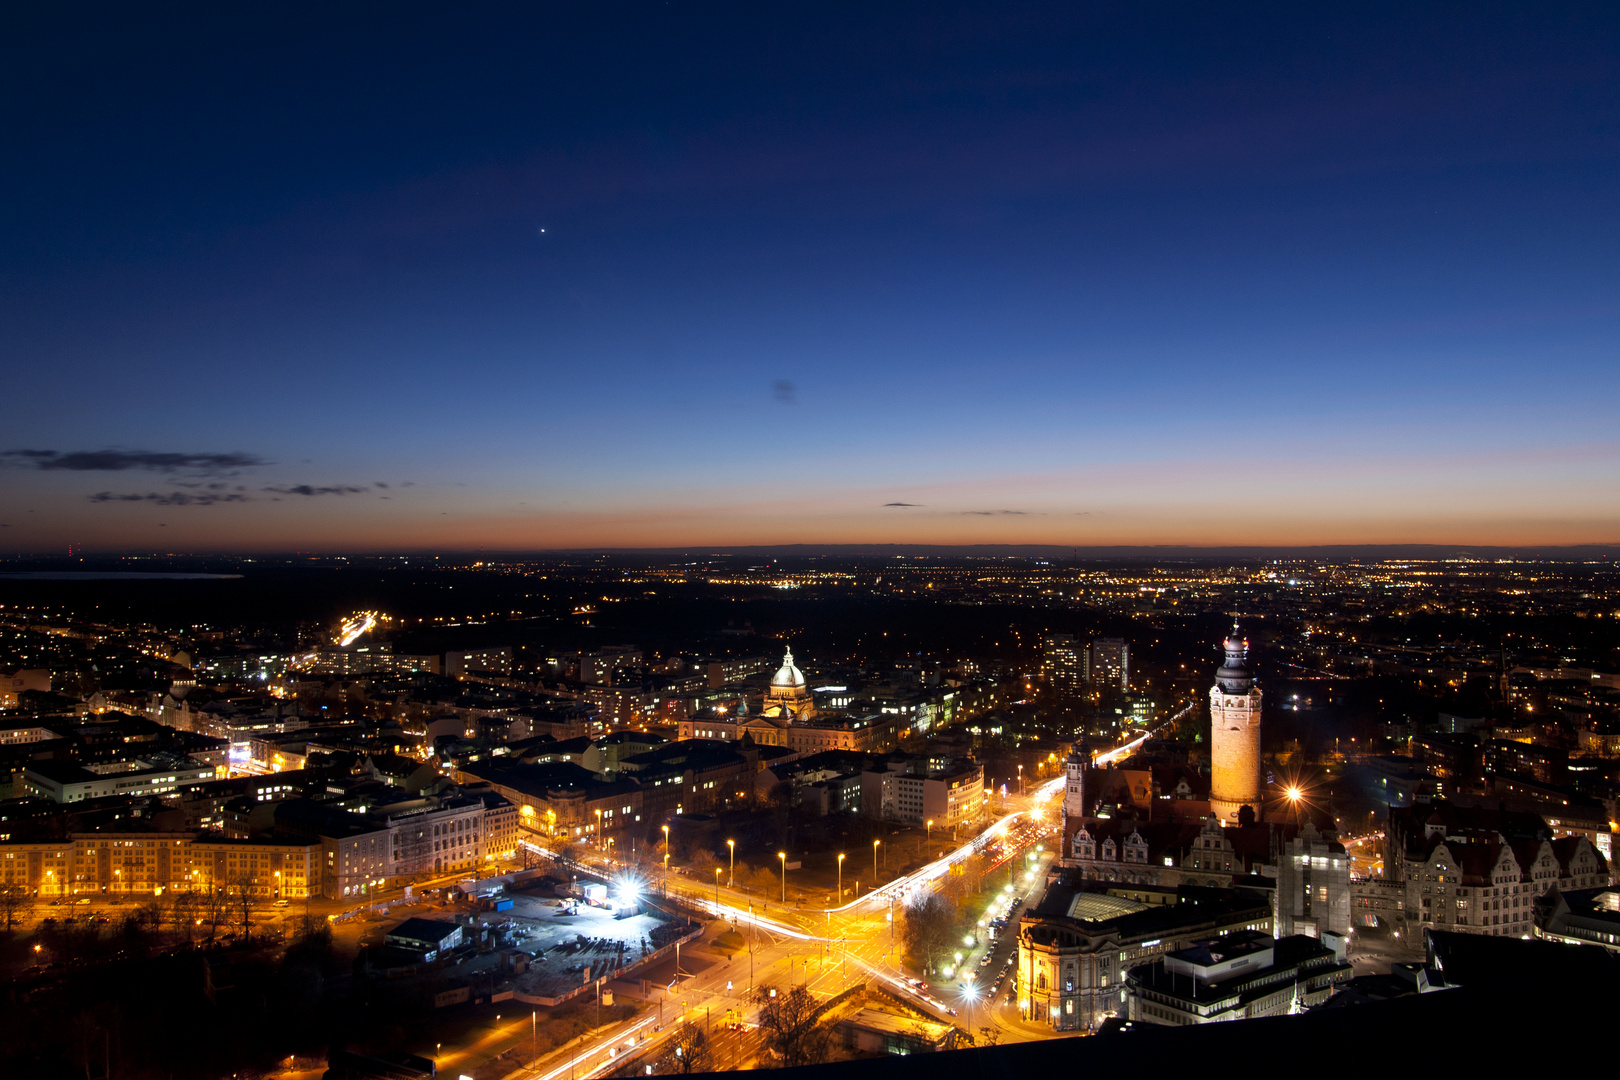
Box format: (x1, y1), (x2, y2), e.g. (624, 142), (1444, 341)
(777, 851), (787, 903)
(727, 838), (735, 887)
(715, 867), (722, 905)
(873, 839), (880, 882)
(837, 853), (845, 901)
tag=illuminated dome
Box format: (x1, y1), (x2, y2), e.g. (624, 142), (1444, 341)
(770, 647), (806, 689)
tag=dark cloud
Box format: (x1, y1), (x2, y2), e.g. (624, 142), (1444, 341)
(5, 449), (266, 474)
(882, 502), (922, 507)
(262, 484), (370, 497)
(962, 509), (1029, 515)
(88, 491), (251, 506)
(771, 379), (796, 405)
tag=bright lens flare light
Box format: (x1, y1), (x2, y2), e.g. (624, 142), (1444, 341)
(1286, 786), (1303, 801)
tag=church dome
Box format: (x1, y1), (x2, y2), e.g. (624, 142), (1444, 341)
(770, 647), (806, 688)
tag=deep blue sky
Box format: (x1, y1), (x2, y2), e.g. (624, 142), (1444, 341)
(3, 3), (1618, 550)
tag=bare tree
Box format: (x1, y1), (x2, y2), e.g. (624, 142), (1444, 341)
(662, 1020), (713, 1074)
(228, 875), (258, 937)
(753, 985), (829, 1068)
(0, 884), (33, 931)
(166, 891), (197, 943)
(199, 886), (230, 942)
(977, 1026), (1000, 1047)
(900, 892), (961, 974)
(136, 897), (164, 932)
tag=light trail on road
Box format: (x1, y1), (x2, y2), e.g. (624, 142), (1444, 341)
(1094, 699), (1197, 766)
(687, 897), (822, 940)
(531, 1013), (661, 1080)
(825, 811), (1025, 914)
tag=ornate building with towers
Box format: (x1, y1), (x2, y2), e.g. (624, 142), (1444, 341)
(1209, 625), (1263, 825)
(760, 647), (816, 721)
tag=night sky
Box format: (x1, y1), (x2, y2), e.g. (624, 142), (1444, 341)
(3, 3), (1618, 551)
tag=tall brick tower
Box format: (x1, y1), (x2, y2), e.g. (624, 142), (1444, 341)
(1063, 735), (1090, 825)
(1209, 624), (1262, 824)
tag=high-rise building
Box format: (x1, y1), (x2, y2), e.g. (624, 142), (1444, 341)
(1043, 635), (1084, 698)
(1086, 638), (1130, 691)
(1209, 625), (1262, 825)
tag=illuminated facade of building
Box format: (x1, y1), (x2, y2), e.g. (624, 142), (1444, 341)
(0, 834), (317, 899)
(1043, 635), (1083, 698)
(1209, 626), (1262, 825)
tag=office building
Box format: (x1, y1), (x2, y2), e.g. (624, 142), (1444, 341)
(1125, 930), (1351, 1025)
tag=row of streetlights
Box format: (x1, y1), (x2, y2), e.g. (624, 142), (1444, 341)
(624, 820), (903, 907)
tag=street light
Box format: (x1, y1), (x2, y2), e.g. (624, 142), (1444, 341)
(873, 839), (880, 883)
(715, 867), (722, 905)
(663, 824), (670, 860)
(727, 839), (735, 887)
(837, 853), (845, 902)
(595, 809), (603, 850)
(777, 852), (787, 903)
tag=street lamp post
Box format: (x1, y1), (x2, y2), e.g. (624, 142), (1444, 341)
(726, 839), (735, 887)
(836, 853), (845, 902)
(663, 853), (669, 897)
(595, 809), (602, 850)
(873, 839), (880, 883)
(715, 868), (721, 906)
(777, 852), (786, 903)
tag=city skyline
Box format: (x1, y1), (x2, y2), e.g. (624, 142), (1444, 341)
(4, 4), (1620, 551)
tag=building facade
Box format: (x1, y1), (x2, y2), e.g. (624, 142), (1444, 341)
(0, 833), (317, 898)
(1018, 880), (1273, 1031)
(1402, 832), (1609, 937)
(1125, 930), (1351, 1025)
(1274, 820), (1353, 937)
(861, 761), (985, 828)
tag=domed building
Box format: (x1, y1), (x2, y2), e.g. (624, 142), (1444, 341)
(761, 646), (816, 721)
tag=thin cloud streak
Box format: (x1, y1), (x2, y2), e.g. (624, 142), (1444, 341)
(6, 449), (266, 473)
